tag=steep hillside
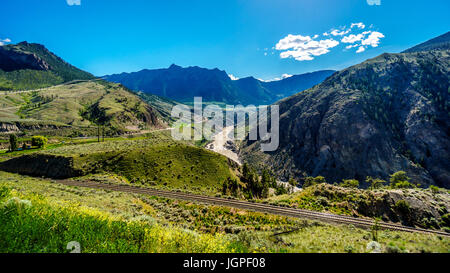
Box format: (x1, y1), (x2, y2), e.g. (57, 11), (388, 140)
(135, 91), (182, 124)
(404, 31), (450, 53)
(0, 41), (95, 90)
(0, 81), (163, 135)
(241, 49), (450, 188)
(104, 65), (334, 105)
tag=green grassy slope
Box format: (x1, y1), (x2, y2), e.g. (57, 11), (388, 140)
(0, 81), (162, 135)
(0, 132), (238, 194)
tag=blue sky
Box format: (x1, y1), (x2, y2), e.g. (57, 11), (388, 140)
(1, 0), (449, 80)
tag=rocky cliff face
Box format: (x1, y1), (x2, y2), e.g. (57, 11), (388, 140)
(241, 50), (450, 188)
(0, 46), (51, 72)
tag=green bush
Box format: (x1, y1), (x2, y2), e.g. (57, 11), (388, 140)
(303, 176), (326, 188)
(31, 136), (48, 148)
(340, 179), (359, 188)
(390, 171), (414, 189)
(429, 185), (440, 194)
(366, 176), (386, 189)
(391, 181), (415, 189)
(441, 214), (450, 228)
(394, 200), (411, 214)
(288, 178), (298, 187)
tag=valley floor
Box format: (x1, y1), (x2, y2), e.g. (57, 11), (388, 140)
(206, 125), (242, 166)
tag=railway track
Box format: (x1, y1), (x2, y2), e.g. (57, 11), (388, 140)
(54, 179), (450, 237)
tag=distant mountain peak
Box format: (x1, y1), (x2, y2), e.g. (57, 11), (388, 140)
(169, 64), (181, 69)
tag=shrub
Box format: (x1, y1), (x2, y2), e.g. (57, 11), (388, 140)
(391, 181), (415, 189)
(429, 185), (440, 194)
(366, 176), (386, 189)
(390, 171), (414, 189)
(340, 179), (359, 188)
(441, 214), (450, 228)
(303, 176), (326, 188)
(275, 185), (288, 195)
(394, 200), (410, 214)
(288, 178), (298, 187)
(31, 136), (48, 148)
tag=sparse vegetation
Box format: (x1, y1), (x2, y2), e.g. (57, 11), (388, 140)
(1, 172), (449, 253)
(303, 176), (326, 188)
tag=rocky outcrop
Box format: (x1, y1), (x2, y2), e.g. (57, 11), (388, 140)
(0, 122), (68, 133)
(0, 46), (50, 72)
(308, 184), (450, 228)
(0, 122), (20, 133)
(241, 50), (450, 188)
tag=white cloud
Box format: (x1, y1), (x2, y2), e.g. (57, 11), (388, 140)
(228, 74), (239, 81)
(361, 31), (384, 47)
(275, 34), (313, 50)
(341, 30), (385, 53)
(351, 22), (366, 29)
(66, 0), (81, 6)
(276, 34), (339, 61)
(330, 29), (351, 36)
(345, 44), (359, 49)
(274, 22), (384, 60)
(356, 46), (366, 53)
(0, 38), (12, 46)
(341, 34), (365, 44)
(258, 74), (293, 82)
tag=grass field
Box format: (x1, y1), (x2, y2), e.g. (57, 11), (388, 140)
(0, 171), (448, 253)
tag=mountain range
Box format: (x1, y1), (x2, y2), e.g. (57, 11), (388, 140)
(103, 65), (335, 105)
(240, 31), (450, 188)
